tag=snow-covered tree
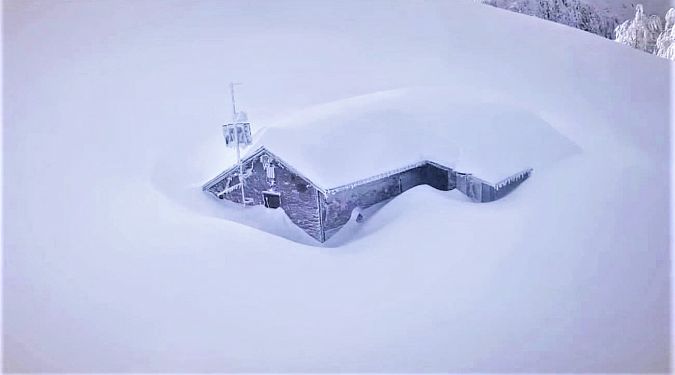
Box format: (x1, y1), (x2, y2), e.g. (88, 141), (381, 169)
(655, 8), (675, 59)
(481, 0), (619, 39)
(614, 4), (663, 53)
(482, 0), (675, 60)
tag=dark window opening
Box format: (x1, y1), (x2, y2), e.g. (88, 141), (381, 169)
(263, 191), (281, 209)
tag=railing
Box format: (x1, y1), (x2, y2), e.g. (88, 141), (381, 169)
(326, 161), (429, 194)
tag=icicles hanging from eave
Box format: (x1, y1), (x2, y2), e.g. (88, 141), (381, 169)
(494, 168), (534, 191)
(326, 160), (431, 194)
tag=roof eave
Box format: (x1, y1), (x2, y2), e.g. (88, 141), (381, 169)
(201, 145), (328, 195)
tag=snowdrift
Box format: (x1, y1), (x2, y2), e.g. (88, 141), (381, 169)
(3, 0), (670, 372)
(247, 86), (578, 187)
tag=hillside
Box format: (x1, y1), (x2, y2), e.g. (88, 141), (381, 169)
(587, 0), (673, 19)
(3, 0), (671, 372)
(480, 0), (674, 40)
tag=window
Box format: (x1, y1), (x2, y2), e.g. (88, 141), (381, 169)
(263, 191), (281, 209)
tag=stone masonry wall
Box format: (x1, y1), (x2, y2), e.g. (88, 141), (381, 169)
(206, 150), (531, 243)
(207, 151), (323, 242)
(321, 163), (453, 241)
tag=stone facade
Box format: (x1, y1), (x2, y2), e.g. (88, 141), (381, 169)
(321, 163), (453, 240)
(205, 148), (324, 241)
(203, 146), (532, 243)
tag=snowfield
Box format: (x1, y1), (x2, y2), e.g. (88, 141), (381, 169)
(3, 0), (671, 372)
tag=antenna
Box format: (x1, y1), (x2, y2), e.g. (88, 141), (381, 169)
(230, 82), (241, 121)
(230, 82), (246, 206)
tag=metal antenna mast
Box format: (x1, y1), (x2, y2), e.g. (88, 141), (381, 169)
(230, 82), (246, 205)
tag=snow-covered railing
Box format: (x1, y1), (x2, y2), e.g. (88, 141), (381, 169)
(326, 160), (429, 194)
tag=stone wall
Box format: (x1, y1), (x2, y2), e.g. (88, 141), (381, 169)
(322, 173), (402, 240)
(206, 150), (324, 242)
(204, 148), (532, 243)
(455, 168), (532, 203)
(321, 163), (454, 241)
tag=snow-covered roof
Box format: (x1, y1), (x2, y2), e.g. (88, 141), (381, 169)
(243, 87), (566, 188)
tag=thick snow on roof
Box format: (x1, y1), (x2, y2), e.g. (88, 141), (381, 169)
(249, 87), (575, 187)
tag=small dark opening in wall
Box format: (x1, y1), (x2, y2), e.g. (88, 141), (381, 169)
(263, 191), (281, 209)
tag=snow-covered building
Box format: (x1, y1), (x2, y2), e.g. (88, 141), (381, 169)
(203, 88), (533, 242)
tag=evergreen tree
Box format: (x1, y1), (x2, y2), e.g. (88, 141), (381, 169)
(614, 4), (662, 53)
(481, 0), (619, 39)
(655, 8), (675, 59)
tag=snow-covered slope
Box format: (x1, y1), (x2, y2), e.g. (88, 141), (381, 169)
(479, 0), (674, 42)
(3, 0), (670, 372)
(587, 0), (674, 20)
